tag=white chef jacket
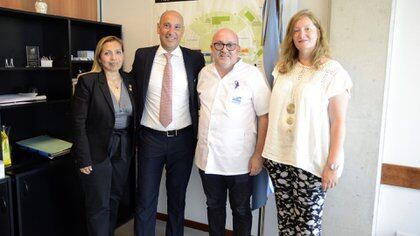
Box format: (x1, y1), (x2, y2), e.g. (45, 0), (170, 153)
(195, 60), (271, 175)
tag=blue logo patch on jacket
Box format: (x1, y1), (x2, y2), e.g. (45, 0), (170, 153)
(231, 96), (242, 104)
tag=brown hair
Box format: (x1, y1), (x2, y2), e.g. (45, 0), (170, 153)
(90, 36), (124, 73)
(276, 9), (330, 74)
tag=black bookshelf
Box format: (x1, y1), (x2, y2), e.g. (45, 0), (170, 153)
(0, 6), (121, 140)
(0, 7), (125, 236)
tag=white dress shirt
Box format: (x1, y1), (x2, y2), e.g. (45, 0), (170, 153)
(195, 60), (271, 175)
(140, 45), (191, 131)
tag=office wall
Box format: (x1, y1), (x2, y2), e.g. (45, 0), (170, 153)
(328, 0), (393, 235)
(376, 0), (420, 235)
(102, 0), (153, 71)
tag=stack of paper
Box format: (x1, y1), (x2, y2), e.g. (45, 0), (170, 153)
(16, 135), (72, 159)
(0, 94), (47, 105)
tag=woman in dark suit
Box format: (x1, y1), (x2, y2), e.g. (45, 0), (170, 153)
(72, 36), (135, 236)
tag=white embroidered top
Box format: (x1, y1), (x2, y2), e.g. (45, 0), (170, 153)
(262, 59), (353, 177)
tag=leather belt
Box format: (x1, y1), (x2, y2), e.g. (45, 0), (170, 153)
(112, 128), (128, 135)
(140, 125), (191, 138)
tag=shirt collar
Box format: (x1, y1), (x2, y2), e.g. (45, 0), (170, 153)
(232, 58), (244, 70)
(157, 45), (182, 58)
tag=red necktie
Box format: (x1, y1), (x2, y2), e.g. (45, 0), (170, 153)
(159, 53), (173, 127)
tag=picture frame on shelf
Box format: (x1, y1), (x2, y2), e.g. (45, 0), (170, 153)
(26, 46), (40, 67)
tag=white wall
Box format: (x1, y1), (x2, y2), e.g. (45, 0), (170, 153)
(376, 0), (420, 235)
(101, 0), (155, 71)
(328, 0), (394, 235)
(298, 0), (330, 37)
(376, 186), (420, 236)
(382, 0), (420, 168)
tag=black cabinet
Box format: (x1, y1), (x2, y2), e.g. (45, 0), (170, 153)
(8, 157), (86, 236)
(0, 177), (14, 236)
(6, 155), (134, 236)
(0, 7), (132, 236)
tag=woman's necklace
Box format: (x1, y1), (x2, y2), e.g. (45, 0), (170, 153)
(107, 77), (122, 91)
(285, 64), (308, 126)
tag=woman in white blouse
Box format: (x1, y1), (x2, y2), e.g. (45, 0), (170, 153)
(262, 9), (352, 235)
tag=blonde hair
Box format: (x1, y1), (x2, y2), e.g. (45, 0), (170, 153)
(90, 36), (124, 73)
(276, 9), (330, 74)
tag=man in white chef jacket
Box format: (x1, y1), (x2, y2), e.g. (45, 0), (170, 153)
(195, 28), (270, 236)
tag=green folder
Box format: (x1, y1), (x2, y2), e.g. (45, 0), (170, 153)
(16, 135), (73, 159)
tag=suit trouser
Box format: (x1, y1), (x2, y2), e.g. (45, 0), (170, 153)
(79, 130), (132, 236)
(199, 170), (253, 236)
(135, 126), (194, 236)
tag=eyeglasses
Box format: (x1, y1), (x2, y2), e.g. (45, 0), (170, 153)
(212, 42), (238, 51)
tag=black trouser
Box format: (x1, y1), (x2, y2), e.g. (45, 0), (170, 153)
(199, 170), (253, 236)
(79, 129), (132, 236)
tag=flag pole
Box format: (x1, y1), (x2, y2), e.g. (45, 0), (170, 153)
(257, 206), (265, 236)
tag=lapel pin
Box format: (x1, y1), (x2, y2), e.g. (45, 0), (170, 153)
(234, 80), (239, 89)
(128, 84), (133, 92)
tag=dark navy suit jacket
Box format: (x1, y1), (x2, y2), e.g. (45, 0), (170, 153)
(131, 45), (205, 138)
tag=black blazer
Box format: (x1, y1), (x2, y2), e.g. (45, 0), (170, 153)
(71, 71), (136, 168)
(131, 45), (205, 137)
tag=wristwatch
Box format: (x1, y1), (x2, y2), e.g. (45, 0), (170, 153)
(329, 163), (340, 171)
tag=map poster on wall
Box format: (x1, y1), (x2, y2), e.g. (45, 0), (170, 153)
(155, 0), (197, 3)
(153, 0), (264, 67)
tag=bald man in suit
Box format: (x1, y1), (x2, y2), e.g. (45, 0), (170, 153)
(131, 10), (205, 236)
